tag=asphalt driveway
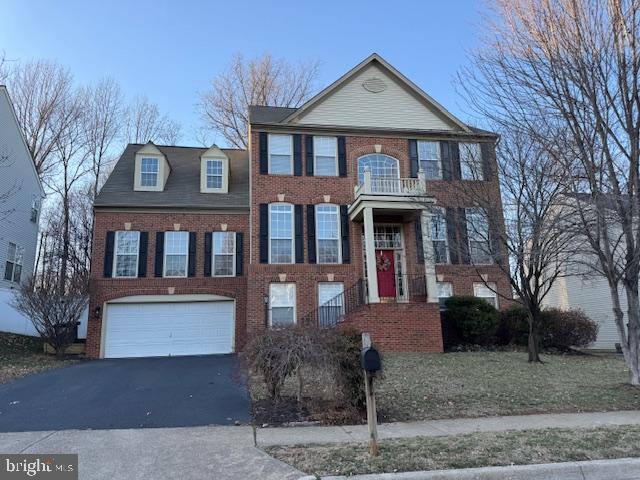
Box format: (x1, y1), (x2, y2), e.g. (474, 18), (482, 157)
(0, 355), (250, 432)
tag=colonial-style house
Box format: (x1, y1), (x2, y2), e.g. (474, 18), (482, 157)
(87, 54), (511, 358)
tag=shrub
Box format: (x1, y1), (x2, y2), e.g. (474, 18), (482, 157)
(325, 327), (365, 409)
(541, 308), (599, 350)
(496, 305), (529, 346)
(443, 296), (499, 345)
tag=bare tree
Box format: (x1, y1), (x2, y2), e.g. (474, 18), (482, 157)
(198, 53), (320, 148)
(7, 60), (75, 180)
(0, 145), (21, 222)
(124, 96), (181, 145)
(0, 51), (8, 83)
(460, 0), (640, 384)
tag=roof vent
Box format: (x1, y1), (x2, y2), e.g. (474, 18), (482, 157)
(362, 77), (387, 93)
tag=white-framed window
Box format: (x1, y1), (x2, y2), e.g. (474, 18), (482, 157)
(373, 225), (402, 249)
(163, 231), (189, 277)
(437, 282), (453, 311)
(459, 142), (483, 180)
(140, 157), (159, 186)
(206, 159), (223, 189)
(268, 134), (293, 175)
(269, 204), (294, 264)
(269, 283), (296, 327)
(316, 204), (341, 264)
(30, 196), (39, 223)
(431, 207), (449, 264)
(314, 136), (338, 176)
(357, 154), (399, 183)
(4, 242), (23, 283)
(474, 282), (498, 308)
(418, 141), (441, 179)
(213, 232), (235, 276)
(318, 282), (344, 326)
(466, 208), (492, 264)
(113, 231), (140, 278)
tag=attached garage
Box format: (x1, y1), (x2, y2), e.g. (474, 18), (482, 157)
(103, 299), (234, 358)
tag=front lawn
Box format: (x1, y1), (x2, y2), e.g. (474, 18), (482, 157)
(0, 332), (76, 384)
(377, 352), (639, 421)
(249, 351), (639, 424)
(266, 425), (640, 476)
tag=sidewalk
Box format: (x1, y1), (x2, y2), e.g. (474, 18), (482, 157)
(257, 410), (640, 446)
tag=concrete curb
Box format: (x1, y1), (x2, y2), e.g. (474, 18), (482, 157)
(298, 458), (640, 480)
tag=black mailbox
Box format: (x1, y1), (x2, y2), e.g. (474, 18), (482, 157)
(361, 347), (382, 372)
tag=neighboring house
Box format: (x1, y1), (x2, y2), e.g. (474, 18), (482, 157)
(0, 85), (45, 336)
(87, 54), (511, 359)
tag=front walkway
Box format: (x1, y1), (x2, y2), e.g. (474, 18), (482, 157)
(257, 410), (640, 446)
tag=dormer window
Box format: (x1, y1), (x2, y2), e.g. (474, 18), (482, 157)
(200, 145), (229, 193)
(140, 157), (159, 187)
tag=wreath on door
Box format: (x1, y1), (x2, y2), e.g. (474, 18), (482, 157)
(376, 252), (391, 272)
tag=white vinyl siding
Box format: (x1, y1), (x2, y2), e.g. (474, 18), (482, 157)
(418, 141), (441, 179)
(313, 136), (338, 176)
(269, 204), (294, 264)
(268, 134), (293, 175)
(163, 232), (189, 278)
(474, 282), (498, 308)
(213, 232), (235, 277)
(113, 231), (140, 278)
(269, 283), (296, 327)
(295, 63), (456, 131)
(316, 204), (341, 264)
(460, 142), (483, 180)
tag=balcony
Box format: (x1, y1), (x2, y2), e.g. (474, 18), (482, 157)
(349, 170), (435, 222)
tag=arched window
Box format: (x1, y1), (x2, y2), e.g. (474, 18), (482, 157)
(357, 154), (400, 184)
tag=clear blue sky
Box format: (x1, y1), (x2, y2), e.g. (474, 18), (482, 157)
(1, 0), (486, 145)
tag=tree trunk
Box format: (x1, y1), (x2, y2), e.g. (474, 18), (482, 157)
(624, 284), (640, 386)
(527, 311), (542, 363)
(59, 191), (70, 293)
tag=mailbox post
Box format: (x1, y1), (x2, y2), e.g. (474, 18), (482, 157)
(361, 333), (382, 456)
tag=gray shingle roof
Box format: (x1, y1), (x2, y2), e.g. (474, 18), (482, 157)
(248, 105), (298, 124)
(94, 144), (249, 210)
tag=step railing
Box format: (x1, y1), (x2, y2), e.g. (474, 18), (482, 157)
(300, 278), (367, 328)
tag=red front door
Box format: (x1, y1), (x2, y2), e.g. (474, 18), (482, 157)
(376, 250), (396, 298)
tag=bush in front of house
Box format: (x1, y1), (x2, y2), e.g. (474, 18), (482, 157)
(443, 296), (499, 346)
(325, 327), (366, 409)
(541, 308), (599, 350)
(496, 305), (530, 346)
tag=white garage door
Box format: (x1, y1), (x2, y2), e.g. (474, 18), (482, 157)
(104, 301), (234, 358)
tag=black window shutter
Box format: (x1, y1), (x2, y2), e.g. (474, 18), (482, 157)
(480, 142), (492, 181)
(138, 232), (148, 277)
(488, 217), (501, 267)
(104, 231), (115, 278)
(337, 136), (347, 177)
(458, 208), (470, 264)
(450, 142), (461, 180)
(188, 232), (197, 277)
(204, 232), (212, 276)
(305, 135), (314, 176)
(415, 220), (424, 264)
(293, 134), (302, 176)
(445, 208), (459, 264)
(440, 141), (452, 180)
(235, 232), (243, 275)
(154, 232), (164, 277)
(340, 205), (351, 264)
(409, 139), (419, 178)
(307, 205), (316, 263)
(259, 204), (269, 264)
(294, 205), (304, 263)
(259, 132), (268, 174)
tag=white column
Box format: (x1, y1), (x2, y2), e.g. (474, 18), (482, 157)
(363, 207), (380, 303)
(421, 209), (438, 303)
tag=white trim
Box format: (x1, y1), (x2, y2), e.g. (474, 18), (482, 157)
(212, 231), (236, 277)
(267, 134), (294, 175)
(473, 282), (499, 308)
(313, 136), (338, 177)
(200, 154), (229, 193)
(417, 140), (442, 180)
(268, 203), (295, 264)
(163, 231), (189, 278)
(112, 231), (140, 278)
(315, 203), (342, 264)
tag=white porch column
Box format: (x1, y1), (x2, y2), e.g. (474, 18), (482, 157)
(363, 206), (380, 303)
(421, 209), (438, 303)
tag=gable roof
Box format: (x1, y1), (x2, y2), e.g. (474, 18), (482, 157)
(94, 144), (249, 210)
(0, 85), (45, 197)
(282, 53), (470, 132)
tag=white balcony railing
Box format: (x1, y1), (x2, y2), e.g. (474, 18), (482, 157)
(354, 170), (427, 197)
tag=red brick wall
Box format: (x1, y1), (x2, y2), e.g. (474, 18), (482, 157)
(87, 210), (249, 358)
